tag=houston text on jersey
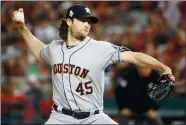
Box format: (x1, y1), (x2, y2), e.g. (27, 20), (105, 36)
(53, 63), (89, 79)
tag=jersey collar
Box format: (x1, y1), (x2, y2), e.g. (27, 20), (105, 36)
(63, 36), (91, 51)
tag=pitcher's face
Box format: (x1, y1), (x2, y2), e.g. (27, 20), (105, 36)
(68, 18), (91, 40)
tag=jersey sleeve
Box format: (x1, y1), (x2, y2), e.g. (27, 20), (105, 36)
(40, 40), (63, 65)
(40, 44), (50, 64)
(101, 41), (130, 69)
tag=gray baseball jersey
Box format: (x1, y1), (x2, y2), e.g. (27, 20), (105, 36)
(41, 36), (124, 124)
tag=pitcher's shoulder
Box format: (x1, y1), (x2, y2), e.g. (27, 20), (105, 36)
(51, 40), (64, 45)
(89, 38), (109, 45)
(89, 39), (113, 48)
(46, 40), (64, 50)
(88, 38), (115, 52)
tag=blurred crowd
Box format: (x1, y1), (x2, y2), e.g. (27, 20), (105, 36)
(1, 1), (185, 124)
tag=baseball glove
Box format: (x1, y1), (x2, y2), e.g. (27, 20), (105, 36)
(148, 74), (175, 105)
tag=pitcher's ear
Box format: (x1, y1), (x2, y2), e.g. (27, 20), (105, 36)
(66, 18), (73, 27)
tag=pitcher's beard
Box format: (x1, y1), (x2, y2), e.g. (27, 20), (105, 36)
(74, 32), (87, 41)
(70, 23), (89, 41)
(70, 27), (88, 41)
(75, 34), (85, 41)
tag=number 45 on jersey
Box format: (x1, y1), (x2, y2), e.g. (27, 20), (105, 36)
(76, 81), (93, 95)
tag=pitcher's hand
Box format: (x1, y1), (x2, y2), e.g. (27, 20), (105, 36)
(12, 8), (25, 28)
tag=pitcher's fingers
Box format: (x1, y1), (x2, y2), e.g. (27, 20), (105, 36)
(13, 10), (18, 15)
(19, 8), (23, 13)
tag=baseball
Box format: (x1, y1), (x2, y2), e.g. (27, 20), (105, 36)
(13, 12), (24, 22)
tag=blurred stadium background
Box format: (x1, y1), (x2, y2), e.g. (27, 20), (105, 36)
(1, 1), (185, 125)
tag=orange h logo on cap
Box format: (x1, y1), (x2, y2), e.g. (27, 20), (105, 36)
(85, 7), (90, 13)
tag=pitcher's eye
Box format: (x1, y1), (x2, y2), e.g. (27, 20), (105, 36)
(85, 19), (92, 24)
(77, 18), (92, 24)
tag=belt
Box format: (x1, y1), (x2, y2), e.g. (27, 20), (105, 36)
(53, 104), (99, 119)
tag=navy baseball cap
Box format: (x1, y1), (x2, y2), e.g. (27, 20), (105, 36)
(66, 4), (99, 24)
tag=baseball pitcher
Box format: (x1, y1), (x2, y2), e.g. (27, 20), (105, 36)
(12, 4), (175, 124)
